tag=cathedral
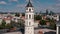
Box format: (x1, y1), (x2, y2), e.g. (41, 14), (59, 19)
(25, 0), (34, 34)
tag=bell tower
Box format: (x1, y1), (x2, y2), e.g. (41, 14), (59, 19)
(25, 0), (34, 34)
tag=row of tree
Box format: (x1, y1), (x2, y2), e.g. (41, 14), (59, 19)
(0, 19), (25, 29)
(34, 14), (56, 30)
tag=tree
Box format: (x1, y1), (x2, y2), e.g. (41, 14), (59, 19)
(10, 19), (25, 28)
(5, 23), (13, 29)
(39, 20), (46, 25)
(47, 18), (56, 30)
(10, 20), (16, 27)
(1, 20), (6, 26)
(15, 13), (20, 17)
(49, 20), (56, 30)
(0, 20), (6, 29)
(46, 18), (51, 21)
(17, 19), (25, 34)
(17, 19), (25, 28)
(34, 15), (42, 20)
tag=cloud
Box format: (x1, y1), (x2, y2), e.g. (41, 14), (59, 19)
(26, 0), (30, 2)
(17, 4), (26, 7)
(26, 0), (33, 2)
(55, 3), (60, 7)
(9, 0), (18, 2)
(10, 4), (26, 12)
(0, 1), (7, 4)
(57, 0), (60, 1)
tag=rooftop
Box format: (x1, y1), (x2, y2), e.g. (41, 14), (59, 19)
(26, 0), (33, 7)
(56, 21), (60, 26)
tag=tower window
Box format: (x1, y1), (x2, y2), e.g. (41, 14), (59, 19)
(29, 22), (31, 25)
(29, 15), (31, 19)
(29, 9), (31, 11)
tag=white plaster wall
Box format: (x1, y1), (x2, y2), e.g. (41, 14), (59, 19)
(6, 20), (10, 24)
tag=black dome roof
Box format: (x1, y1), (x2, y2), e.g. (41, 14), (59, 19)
(26, 0), (33, 7)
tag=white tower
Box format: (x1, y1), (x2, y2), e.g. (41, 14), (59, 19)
(25, 0), (34, 34)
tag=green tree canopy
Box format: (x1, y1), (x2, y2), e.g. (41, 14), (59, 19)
(1, 20), (6, 26)
(15, 13), (20, 17)
(10, 19), (25, 28)
(46, 18), (56, 30)
(34, 15), (42, 20)
(0, 19), (6, 29)
(17, 19), (25, 28)
(39, 20), (46, 25)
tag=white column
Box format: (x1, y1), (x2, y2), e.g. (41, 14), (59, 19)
(57, 26), (59, 34)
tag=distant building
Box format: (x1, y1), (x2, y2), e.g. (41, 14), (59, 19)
(53, 14), (59, 21)
(46, 14), (59, 21)
(12, 17), (20, 23)
(3, 14), (13, 24)
(3, 16), (12, 24)
(42, 15), (47, 20)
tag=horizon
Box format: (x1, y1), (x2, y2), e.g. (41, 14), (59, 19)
(0, 0), (60, 13)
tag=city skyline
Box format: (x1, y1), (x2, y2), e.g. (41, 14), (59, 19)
(0, 0), (60, 13)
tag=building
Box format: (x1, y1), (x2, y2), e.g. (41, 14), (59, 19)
(52, 14), (59, 21)
(46, 14), (59, 21)
(56, 21), (60, 34)
(12, 17), (20, 23)
(3, 15), (12, 24)
(25, 0), (34, 34)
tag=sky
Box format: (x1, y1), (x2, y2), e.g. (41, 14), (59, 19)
(0, 0), (60, 13)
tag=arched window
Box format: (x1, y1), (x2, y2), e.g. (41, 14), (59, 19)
(29, 15), (31, 19)
(29, 9), (31, 11)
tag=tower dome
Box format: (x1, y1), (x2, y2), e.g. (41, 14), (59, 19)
(26, 0), (33, 7)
